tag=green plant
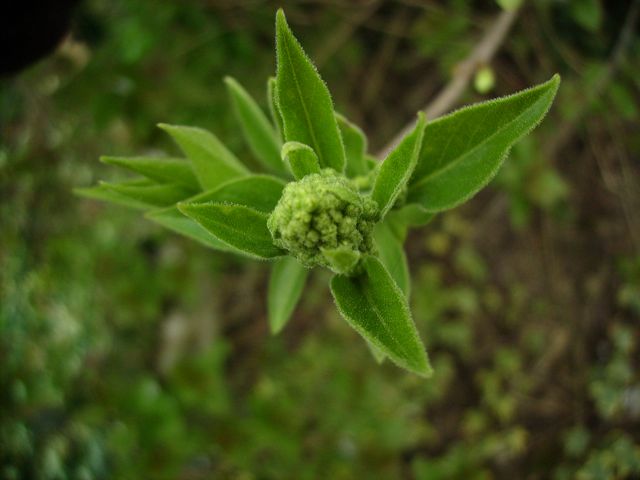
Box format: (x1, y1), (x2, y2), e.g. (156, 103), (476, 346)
(77, 9), (559, 376)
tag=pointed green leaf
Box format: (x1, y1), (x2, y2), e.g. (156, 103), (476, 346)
(409, 75), (560, 212)
(336, 113), (368, 177)
(158, 123), (249, 191)
(330, 256), (431, 376)
(372, 112), (426, 218)
(268, 257), (309, 334)
(374, 222), (410, 297)
(100, 156), (199, 190)
(75, 181), (154, 211)
(146, 175), (284, 252)
(146, 207), (234, 252)
(186, 174), (286, 213)
(281, 141), (320, 179)
(267, 76), (285, 141)
(178, 202), (284, 259)
(224, 76), (286, 175)
(100, 179), (192, 208)
(275, 9), (345, 172)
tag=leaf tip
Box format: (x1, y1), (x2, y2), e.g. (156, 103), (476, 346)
(223, 75), (237, 89)
(176, 201), (192, 216)
(157, 122), (173, 134)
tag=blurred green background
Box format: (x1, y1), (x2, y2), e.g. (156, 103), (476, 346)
(1, 1), (639, 478)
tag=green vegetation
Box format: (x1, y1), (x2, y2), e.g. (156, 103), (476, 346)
(79, 10), (557, 376)
(1, 1), (638, 478)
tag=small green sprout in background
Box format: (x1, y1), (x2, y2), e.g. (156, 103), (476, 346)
(77, 9), (560, 376)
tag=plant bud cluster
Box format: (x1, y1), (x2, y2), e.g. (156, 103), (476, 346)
(268, 169), (378, 272)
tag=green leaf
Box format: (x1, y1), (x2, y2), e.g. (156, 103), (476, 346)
(372, 112), (426, 218)
(336, 113), (368, 177)
(281, 141), (320, 179)
(147, 175), (285, 251)
(224, 76), (286, 175)
(322, 246), (361, 275)
(100, 156), (199, 190)
(409, 75), (560, 212)
(158, 123), (249, 191)
(75, 181), (153, 211)
(385, 203), (435, 241)
(389, 203), (435, 227)
(275, 9), (345, 172)
(146, 207), (234, 252)
(374, 222), (410, 297)
(98, 179), (192, 208)
(182, 174), (285, 213)
(330, 256), (431, 376)
(178, 202), (284, 260)
(268, 76), (285, 142)
(268, 257), (309, 333)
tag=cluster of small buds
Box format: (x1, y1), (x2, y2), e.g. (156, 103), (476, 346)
(268, 169), (379, 274)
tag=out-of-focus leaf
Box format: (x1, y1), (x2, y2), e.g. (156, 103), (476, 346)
(267, 76), (285, 141)
(159, 124), (249, 190)
(100, 156), (199, 190)
(224, 76), (285, 175)
(268, 257), (309, 333)
(99, 180), (192, 207)
(336, 113), (368, 177)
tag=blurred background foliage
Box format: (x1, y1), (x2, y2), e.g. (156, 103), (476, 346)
(1, 0), (639, 478)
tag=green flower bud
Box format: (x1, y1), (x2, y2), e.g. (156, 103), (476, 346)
(268, 169), (379, 274)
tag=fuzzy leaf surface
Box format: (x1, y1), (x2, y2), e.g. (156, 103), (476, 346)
(275, 9), (345, 172)
(100, 156), (199, 190)
(267, 76), (285, 141)
(147, 175), (285, 252)
(330, 256), (431, 376)
(374, 222), (410, 297)
(179, 202), (283, 259)
(224, 76), (285, 174)
(409, 75), (560, 212)
(372, 113), (426, 218)
(268, 257), (309, 333)
(281, 141), (320, 179)
(336, 113), (368, 177)
(159, 124), (248, 190)
(146, 207), (233, 252)
(184, 175), (286, 213)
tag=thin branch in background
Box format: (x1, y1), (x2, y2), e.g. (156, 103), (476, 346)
(377, 7), (520, 158)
